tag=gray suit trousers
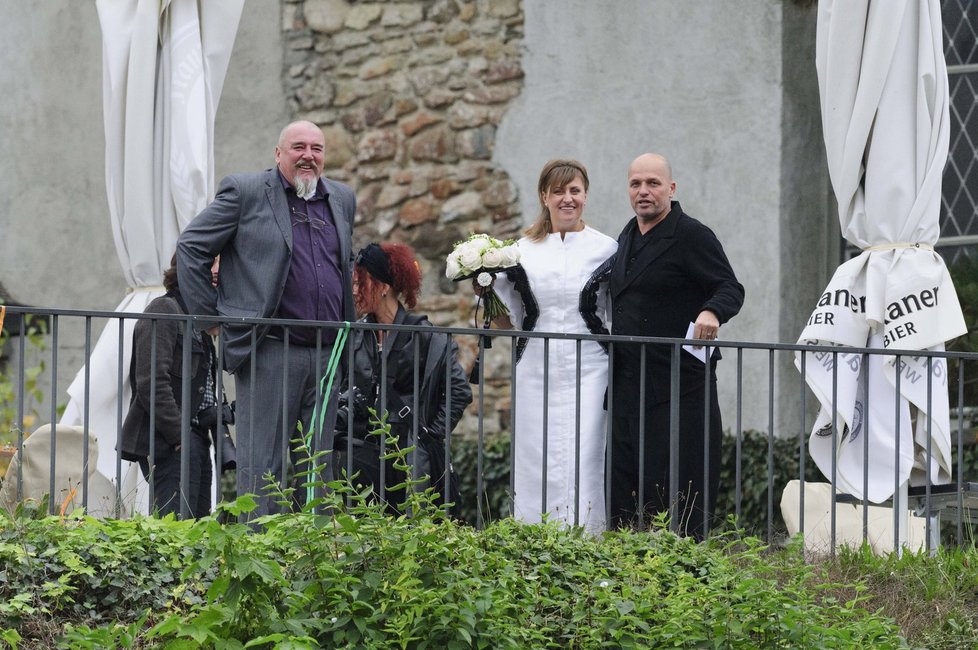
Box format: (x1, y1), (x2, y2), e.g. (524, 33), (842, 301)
(234, 336), (343, 521)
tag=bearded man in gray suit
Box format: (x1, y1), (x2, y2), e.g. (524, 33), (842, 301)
(176, 120), (356, 520)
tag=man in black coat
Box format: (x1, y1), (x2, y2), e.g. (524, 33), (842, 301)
(607, 153), (744, 538)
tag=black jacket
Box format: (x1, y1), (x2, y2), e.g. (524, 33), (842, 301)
(120, 292), (214, 460)
(608, 202), (745, 406)
(342, 305), (472, 439)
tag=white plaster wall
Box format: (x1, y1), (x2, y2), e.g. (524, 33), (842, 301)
(0, 0), (286, 402)
(0, 1), (116, 309)
(495, 0), (813, 433)
(215, 2), (290, 180)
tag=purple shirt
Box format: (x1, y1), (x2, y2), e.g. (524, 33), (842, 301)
(275, 172), (344, 345)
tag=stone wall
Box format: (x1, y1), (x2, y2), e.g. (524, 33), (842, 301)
(282, 0), (528, 434)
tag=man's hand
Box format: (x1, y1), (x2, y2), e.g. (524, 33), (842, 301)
(692, 310), (720, 348)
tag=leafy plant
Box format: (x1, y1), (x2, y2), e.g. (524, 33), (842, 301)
(451, 429), (825, 537)
(3, 408), (974, 647)
(0, 313), (50, 451)
(946, 255), (978, 416)
(451, 432), (512, 526)
(716, 429), (824, 539)
(1, 504), (917, 648)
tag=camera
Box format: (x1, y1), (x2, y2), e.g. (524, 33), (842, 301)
(196, 400), (235, 433)
(335, 386), (371, 438)
(196, 401), (237, 472)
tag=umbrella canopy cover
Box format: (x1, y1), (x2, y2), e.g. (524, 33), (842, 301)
(797, 0), (965, 503)
(60, 0), (243, 504)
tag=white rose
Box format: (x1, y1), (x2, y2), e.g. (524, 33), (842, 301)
(456, 241), (483, 273)
(481, 246), (504, 268)
(469, 234), (492, 254)
(499, 244), (521, 267)
(445, 255), (462, 280)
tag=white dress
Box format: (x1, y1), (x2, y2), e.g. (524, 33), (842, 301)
(495, 226), (617, 532)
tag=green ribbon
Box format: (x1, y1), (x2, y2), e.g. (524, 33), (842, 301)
(305, 321), (350, 503)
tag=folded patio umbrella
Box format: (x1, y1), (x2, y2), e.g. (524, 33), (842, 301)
(797, 0), (965, 504)
(59, 0), (243, 510)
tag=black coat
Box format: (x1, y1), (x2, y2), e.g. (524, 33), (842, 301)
(120, 293), (214, 461)
(608, 202), (745, 409)
(342, 305), (472, 439)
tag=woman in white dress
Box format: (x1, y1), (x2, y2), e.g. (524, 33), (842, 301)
(488, 159), (617, 532)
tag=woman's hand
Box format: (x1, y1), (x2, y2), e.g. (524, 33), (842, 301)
(471, 275), (494, 296)
(471, 275), (513, 329)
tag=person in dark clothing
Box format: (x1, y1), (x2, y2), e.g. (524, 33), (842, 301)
(334, 242), (472, 511)
(120, 255), (225, 517)
(606, 153), (745, 539)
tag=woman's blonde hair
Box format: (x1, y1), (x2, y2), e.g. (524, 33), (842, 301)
(524, 159), (589, 242)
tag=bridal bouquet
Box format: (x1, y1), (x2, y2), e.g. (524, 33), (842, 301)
(445, 233), (520, 321)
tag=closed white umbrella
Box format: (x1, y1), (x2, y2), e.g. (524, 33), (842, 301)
(59, 0), (243, 509)
(797, 0), (965, 505)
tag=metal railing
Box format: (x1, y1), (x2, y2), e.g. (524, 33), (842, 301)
(2, 304), (977, 553)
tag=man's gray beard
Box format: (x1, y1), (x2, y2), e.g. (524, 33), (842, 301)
(293, 175), (317, 200)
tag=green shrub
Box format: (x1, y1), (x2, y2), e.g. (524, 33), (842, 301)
(0, 507), (910, 648)
(0, 429), (912, 648)
(947, 255), (978, 408)
(451, 432), (512, 526)
(0, 315), (49, 452)
(452, 430), (823, 535)
(454, 429), (978, 541)
(716, 429), (823, 538)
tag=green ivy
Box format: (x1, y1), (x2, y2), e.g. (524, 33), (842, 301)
(946, 255), (978, 411)
(453, 429), (978, 541)
(451, 430), (823, 535)
(715, 430), (823, 538)
(0, 431), (912, 648)
(0, 314), (50, 451)
(451, 433), (512, 526)
(0, 506), (908, 648)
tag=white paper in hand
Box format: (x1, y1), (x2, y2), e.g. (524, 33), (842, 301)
(682, 322), (717, 363)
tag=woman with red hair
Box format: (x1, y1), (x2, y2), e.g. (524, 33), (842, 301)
(335, 242), (472, 511)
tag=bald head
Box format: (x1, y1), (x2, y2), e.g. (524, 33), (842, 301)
(628, 153), (672, 182)
(627, 153), (676, 229)
(277, 120), (323, 148)
(275, 121), (325, 194)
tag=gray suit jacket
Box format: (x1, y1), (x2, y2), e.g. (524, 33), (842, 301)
(176, 168), (357, 373)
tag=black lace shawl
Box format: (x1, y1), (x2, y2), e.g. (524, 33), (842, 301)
(578, 252), (616, 350)
(501, 264), (538, 364)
